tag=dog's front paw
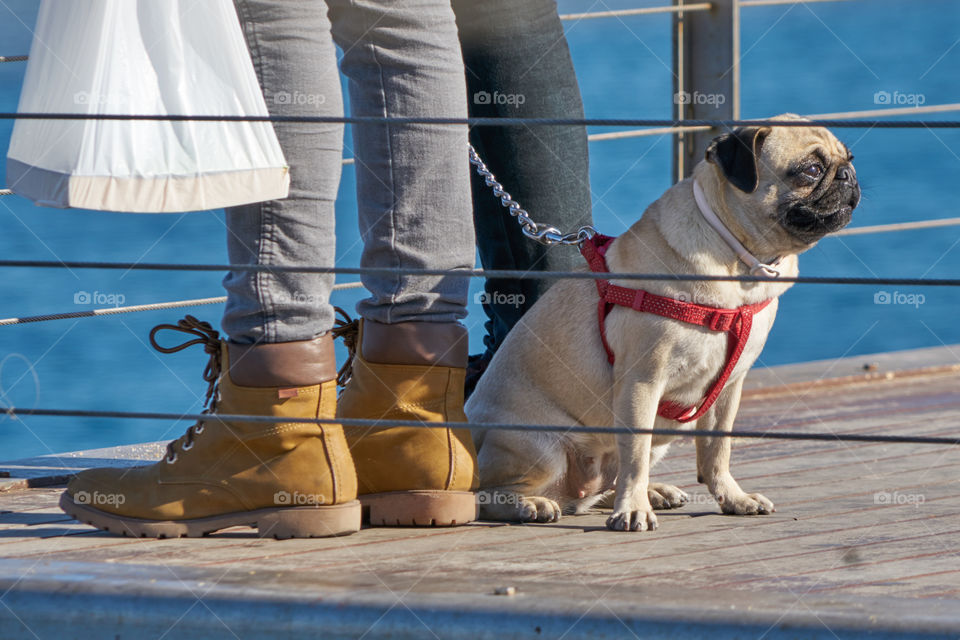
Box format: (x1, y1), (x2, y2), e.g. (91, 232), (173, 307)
(519, 496), (561, 523)
(648, 483), (689, 510)
(718, 491), (775, 515)
(606, 507), (658, 532)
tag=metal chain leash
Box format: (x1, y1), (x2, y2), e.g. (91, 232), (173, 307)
(468, 144), (596, 246)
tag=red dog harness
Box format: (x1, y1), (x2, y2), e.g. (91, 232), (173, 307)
(580, 234), (773, 423)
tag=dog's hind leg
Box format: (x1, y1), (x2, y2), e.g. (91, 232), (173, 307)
(477, 432), (565, 523)
(478, 490), (562, 523)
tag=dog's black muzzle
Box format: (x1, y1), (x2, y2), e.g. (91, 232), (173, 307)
(779, 163), (860, 243)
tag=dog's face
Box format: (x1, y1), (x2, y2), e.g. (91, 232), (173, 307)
(706, 114), (860, 250)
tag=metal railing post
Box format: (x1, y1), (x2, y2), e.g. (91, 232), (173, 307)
(672, 0), (740, 182)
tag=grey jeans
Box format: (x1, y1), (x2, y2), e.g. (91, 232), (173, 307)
(223, 0), (474, 344)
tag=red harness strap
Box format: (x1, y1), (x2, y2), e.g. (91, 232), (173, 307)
(580, 234), (773, 423)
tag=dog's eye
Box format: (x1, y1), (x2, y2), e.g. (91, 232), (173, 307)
(802, 164), (823, 180)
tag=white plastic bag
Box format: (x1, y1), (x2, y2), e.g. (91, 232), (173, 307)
(6, 0), (289, 213)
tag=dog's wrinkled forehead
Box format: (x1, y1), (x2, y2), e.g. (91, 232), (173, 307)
(759, 119), (852, 176)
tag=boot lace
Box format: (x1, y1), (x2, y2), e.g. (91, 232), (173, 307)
(148, 315), (222, 464)
(330, 306), (358, 387)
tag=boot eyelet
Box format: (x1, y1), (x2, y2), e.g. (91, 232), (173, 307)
(165, 453), (178, 464)
(193, 424), (204, 435)
(181, 441), (194, 451)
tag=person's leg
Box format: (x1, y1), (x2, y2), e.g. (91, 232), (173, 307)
(452, 0), (593, 393)
(222, 1), (344, 345)
(327, 0), (479, 526)
(61, 0), (361, 538)
(328, 0), (475, 329)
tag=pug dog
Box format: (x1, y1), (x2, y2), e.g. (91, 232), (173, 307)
(465, 114), (860, 532)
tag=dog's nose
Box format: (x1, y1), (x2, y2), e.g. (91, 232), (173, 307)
(835, 164), (856, 184)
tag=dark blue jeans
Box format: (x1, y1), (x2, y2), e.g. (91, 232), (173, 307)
(453, 0), (593, 369)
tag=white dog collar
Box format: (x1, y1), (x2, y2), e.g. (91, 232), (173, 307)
(692, 180), (782, 278)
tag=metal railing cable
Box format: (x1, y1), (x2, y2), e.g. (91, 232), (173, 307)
(0, 55), (27, 62)
(585, 103), (960, 142)
(559, 3), (712, 20)
(588, 125), (712, 141)
(1, 261), (960, 288)
(0, 282), (364, 327)
(2, 408), (958, 445)
(739, 0), (851, 6)
(805, 102), (960, 120)
(833, 217), (960, 237)
(2, 113), (960, 129)
(0, 297), (226, 327)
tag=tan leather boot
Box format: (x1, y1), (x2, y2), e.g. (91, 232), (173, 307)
(60, 316), (360, 538)
(336, 318), (478, 526)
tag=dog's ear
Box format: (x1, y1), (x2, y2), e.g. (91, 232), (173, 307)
(705, 126), (771, 193)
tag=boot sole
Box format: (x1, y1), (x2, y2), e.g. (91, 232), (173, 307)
(361, 490), (478, 527)
(59, 492), (361, 539)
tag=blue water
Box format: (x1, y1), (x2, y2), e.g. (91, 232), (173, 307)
(1, 0), (959, 460)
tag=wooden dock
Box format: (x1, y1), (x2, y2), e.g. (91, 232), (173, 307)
(2, 346), (959, 639)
